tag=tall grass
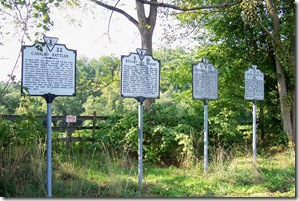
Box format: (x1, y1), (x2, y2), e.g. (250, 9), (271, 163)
(0, 139), (295, 197)
(50, 140), (140, 197)
(0, 142), (46, 197)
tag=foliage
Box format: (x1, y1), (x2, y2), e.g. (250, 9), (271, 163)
(0, 82), (20, 114)
(0, 0), (79, 44)
(153, 47), (194, 94)
(0, 45), (290, 165)
(0, 140), (295, 197)
(176, 0), (295, 141)
(90, 100), (198, 166)
(143, 103), (197, 165)
(0, 96), (46, 148)
(174, 3), (284, 145)
(78, 55), (122, 116)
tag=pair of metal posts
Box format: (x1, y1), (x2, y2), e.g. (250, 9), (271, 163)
(43, 93), (56, 198)
(203, 100), (258, 169)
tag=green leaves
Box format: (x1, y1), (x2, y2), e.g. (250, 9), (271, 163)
(1, 0), (79, 45)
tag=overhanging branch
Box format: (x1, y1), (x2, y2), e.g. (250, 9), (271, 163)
(107, 0), (121, 42)
(136, 0), (242, 11)
(89, 0), (139, 27)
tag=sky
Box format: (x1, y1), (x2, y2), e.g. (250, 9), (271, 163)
(0, 1), (192, 82)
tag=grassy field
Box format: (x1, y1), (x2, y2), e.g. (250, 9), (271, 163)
(0, 144), (296, 198)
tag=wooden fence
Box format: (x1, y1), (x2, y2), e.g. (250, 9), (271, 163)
(1, 112), (108, 148)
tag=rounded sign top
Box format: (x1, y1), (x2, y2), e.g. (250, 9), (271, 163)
(121, 51), (160, 99)
(244, 65), (264, 100)
(21, 39), (77, 96)
(192, 59), (218, 100)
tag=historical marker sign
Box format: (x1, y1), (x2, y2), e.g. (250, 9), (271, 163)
(121, 48), (160, 187)
(21, 37), (77, 96)
(245, 65), (264, 100)
(121, 49), (160, 99)
(192, 59), (218, 100)
(244, 65), (264, 166)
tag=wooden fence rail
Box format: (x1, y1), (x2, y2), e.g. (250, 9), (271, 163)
(1, 112), (109, 148)
(0, 114), (108, 121)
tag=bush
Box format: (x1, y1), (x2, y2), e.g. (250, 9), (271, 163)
(91, 103), (198, 166)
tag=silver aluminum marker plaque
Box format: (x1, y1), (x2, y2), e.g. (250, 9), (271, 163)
(245, 65), (264, 100)
(21, 37), (76, 96)
(121, 49), (160, 99)
(192, 59), (218, 100)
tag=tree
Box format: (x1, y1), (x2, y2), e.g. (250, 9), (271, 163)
(250, 0), (296, 144)
(174, 0), (295, 144)
(88, 0), (241, 111)
(231, 0), (296, 143)
(1, 0), (242, 111)
(89, 0), (157, 110)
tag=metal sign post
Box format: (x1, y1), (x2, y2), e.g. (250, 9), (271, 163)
(121, 49), (160, 187)
(252, 100), (257, 165)
(137, 97), (145, 187)
(192, 59), (218, 173)
(203, 99), (209, 172)
(43, 93), (56, 197)
(245, 65), (264, 166)
(21, 36), (76, 197)
(47, 102), (52, 197)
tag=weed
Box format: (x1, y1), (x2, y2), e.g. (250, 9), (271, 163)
(0, 140), (295, 198)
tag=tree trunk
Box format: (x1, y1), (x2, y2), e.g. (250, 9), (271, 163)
(265, 0), (294, 143)
(136, 0), (157, 111)
(275, 58), (293, 141)
(139, 26), (155, 111)
(260, 102), (265, 143)
(291, 87), (295, 146)
(286, 0), (296, 147)
(89, 0), (159, 111)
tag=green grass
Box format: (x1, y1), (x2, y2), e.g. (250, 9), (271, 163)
(0, 143), (295, 197)
(142, 151), (295, 197)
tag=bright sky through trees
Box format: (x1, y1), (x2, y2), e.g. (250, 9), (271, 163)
(0, 1), (193, 82)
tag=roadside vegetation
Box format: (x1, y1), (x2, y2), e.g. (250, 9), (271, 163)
(0, 0), (295, 197)
(0, 136), (295, 197)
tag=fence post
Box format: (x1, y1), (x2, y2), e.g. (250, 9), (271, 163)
(66, 122), (73, 148)
(92, 111), (96, 141)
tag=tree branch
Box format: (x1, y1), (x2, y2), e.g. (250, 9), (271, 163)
(136, 0), (242, 11)
(148, 0), (157, 28)
(255, 18), (277, 45)
(136, 0), (146, 23)
(89, 0), (139, 27)
(107, 0), (121, 42)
